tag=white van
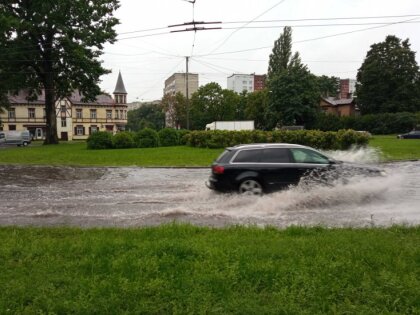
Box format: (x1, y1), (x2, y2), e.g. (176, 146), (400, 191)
(0, 130), (32, 146)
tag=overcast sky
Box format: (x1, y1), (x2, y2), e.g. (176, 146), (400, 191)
(99, 0), (420, 102)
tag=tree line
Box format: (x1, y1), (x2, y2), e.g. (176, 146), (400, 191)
(129, 27), (420, 132)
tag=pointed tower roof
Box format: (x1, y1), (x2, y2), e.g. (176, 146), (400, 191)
(113, 71), (127, 94)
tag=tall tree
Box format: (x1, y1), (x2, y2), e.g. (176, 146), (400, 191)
(190, 83), (237, 130)
(356, 35), (420, 114)
(161, 92), (187, 129)
(266, 27), (320, 128)
(267, 26), (301, 81)
(0, 0), (120, 144)
(268, 63), (320, 127)
(244, 89), (269, 130)
(317, 75), (340, 98)
(126, 103), (165, 131)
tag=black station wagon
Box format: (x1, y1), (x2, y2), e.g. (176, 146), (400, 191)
(206, 143), (383, 195)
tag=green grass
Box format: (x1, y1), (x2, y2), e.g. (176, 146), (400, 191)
(370, 135), (420, 161)
(0, 225), (418, 314)
(0, 142), (223, 166)
(0, 136), (419, 166)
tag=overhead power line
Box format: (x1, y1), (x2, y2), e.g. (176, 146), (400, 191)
(195, 16), (420, 57)
(222, 14), (420, 24)
(206, 0), (288, 55)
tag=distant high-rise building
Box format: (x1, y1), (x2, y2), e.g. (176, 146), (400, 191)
(253, 74), (267, 91)
(340, 79), (356, 99)
(227, 73), (266, 94)
(163, 73), (199, 98)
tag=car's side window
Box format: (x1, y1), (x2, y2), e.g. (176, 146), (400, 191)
(290, 148), (329, 164)
(0, 134), (4, 139)
(261, 148), (291, 163)
(232, 149), (261, 163)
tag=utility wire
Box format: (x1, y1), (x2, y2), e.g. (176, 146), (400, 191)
(136, 59), (184, 99)
(205, 0), (288, 55)
(220, 21), (420, 29)
(222, 14), (420, 24)
(195, 16), (420, 57)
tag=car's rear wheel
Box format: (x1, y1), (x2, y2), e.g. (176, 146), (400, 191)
(238, 179), (263, 196)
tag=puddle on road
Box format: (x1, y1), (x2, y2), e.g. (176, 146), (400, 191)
(0, 147), (419, 228)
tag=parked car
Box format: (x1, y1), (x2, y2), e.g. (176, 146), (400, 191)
(0, 130), (32, 146)
(397, 130), (420, 139)
(206, 143), (385, 195)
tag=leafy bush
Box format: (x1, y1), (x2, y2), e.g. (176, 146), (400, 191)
(158, 128), (179, 146)
(134, 128), (159, 148)
(312, 112), (418, 134)
(186, 130), (369, 150)
(177, 129), (191, 145)
(112, 131), (135, 149)
(86, 131), (113, 150)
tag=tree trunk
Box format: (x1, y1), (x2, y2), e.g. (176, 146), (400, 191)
(43, 70), (59, 145)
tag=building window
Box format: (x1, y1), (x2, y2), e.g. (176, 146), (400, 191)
(43, 109), (46, 119)
(120, 110), (123, 119)
(28, 108), (35, 119)
(76, 125), (84, 135)
(90, 109), (97, 119)
(76, 109), (83, 119)
(106, 110), (112, 119)
(115, 110), (119, 119)
(90, 125), (98, 134)
(61, 105), (66, 118)
(8, 108), (15, 119)
(61, 119), (67, 127)
(9, 125), (16, 131)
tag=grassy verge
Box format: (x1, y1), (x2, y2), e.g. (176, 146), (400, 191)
(0, 225), (418, 314)
(0, 142), (223, 166)
(369, 135), (420, 161)
(0, 135), (419, 166)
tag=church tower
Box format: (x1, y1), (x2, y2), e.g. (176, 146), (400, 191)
(113, 71), (127, 104)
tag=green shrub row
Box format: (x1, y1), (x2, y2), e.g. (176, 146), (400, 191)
(87, 129), (190, 150)
(310, 112), (420, 134)
(185, 129), (369, 150)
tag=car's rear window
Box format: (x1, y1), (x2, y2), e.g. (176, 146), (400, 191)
(261, 148), (291, 163)
(232, 149), (261, 163)
(215, 150), (232, 163)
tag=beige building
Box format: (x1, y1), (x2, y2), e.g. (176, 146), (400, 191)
(163, 72), (198, 98)
(0, 72), (128, 140)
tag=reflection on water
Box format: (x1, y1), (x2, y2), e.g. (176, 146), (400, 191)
(0, 148), (419, 228)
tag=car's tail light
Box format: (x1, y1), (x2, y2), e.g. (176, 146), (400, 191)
(212, 165), (225, 174)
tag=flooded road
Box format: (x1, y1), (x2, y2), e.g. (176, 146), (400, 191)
(0, 151), (419, 228)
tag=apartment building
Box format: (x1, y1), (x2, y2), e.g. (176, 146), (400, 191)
(0, 72), (128, 140)
(163, 73), (199, 98)
(227, 73), (266, 94)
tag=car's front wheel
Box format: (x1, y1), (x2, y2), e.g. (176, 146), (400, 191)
(238, 179), (263, 196)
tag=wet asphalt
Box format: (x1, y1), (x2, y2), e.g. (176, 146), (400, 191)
(0, 162), (419, 228)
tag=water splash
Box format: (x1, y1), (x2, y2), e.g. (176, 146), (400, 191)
(323, 146), (383, 164)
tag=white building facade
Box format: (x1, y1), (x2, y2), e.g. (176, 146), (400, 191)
(227, 74), (254, 94)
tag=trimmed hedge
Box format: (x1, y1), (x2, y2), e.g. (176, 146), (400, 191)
(158, 128), (179, 147)
(185, 130), (369, 150)
(311, 112), (420, 134)
(87, 129), (192, 150)
(134, 128), (159, 148)
(113, 131), (135, 149)
(87, 131), (113, 150)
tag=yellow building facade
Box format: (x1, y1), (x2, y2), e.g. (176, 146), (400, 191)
(0, 73), (128, 140)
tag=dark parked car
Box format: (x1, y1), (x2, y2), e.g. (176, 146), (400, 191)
(206, 143), (385, 195)
(397, 130), (420, 139)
